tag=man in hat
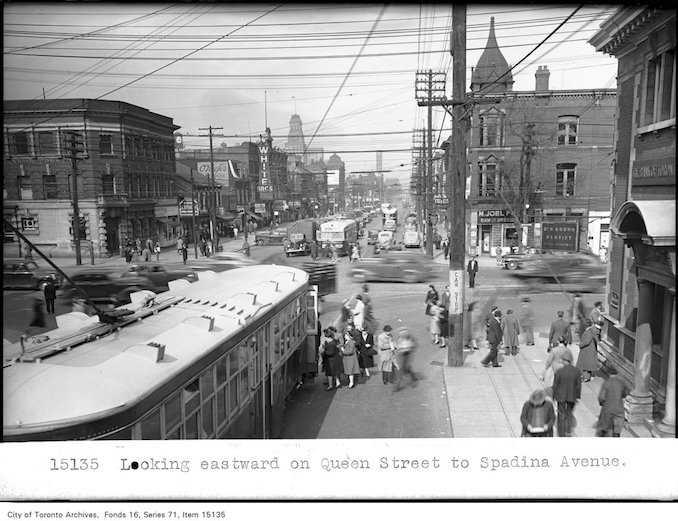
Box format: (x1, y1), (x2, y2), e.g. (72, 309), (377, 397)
(520, 389), (556, 437)
(548, 310), (572, 349)
(481, 309), (503, 368)
(576, 321), (602, 382)
(552, 349), (581, 437)
(350, 294), (366, 331)
(467, 255), (479, 288)
(596, 365), (628, 437)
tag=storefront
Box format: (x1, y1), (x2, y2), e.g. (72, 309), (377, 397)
(472, 209), (525, 256)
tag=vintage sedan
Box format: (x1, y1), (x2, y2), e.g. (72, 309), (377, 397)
(509, 252), (606, 292)
(254, 229), (288, 246)
(188, 253), (257, 274)
(3, 259), (62, 290)
(119, 263), (197, 291)
(501, 248), (550, 270)
(58, 269), (154, 305)
(347, 252), (429, 283)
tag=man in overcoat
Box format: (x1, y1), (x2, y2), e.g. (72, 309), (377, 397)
(466, 255), (479, 288)
(501, 309), (520, 356)
(481, 309), (503, 368)
(552, 350), (581, 437)
(595, 365), (628, 437)
(548, 310), (572, 348)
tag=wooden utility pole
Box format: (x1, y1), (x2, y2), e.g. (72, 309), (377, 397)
(199, 126), (222, 251)
(426, 70), (435, 258)
(190, 168), (198, 259)
(447, 4), (467, 367)
(68, 131), (83, 266)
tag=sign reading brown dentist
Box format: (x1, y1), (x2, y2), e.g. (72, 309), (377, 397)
(541, 222), (578, 252)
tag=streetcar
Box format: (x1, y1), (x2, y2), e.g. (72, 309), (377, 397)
(3, 265), (319, 441)
(318, 218), (358, 256)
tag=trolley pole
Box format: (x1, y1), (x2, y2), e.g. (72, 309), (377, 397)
(447, 4), (467, 367)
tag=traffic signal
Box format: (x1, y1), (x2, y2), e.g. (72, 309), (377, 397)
(63, 130), (85, 156)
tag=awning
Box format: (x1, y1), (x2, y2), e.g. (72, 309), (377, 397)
(246, 210), (263, 221)
(611, 200), (675, 247)
(217, 212), (237, 221)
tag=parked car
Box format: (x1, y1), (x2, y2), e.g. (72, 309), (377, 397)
(347, 252), (429, 283)
(58, 269), (154, 305)
(501, 248), (550, 270)
(509, 252), (606, 292)
(119, 263), (197, 291)
(255, 229), (288, 246)
(3, 259), (63, 290)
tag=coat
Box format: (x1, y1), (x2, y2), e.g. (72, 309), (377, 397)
(549, 318), (572, 346)
(429, 304), (443, 335)
(319, 336), (343, 377)
(356, 331), (376, 369)
(542, 344), (573, 389)
(352, 299), (366, 330)
(552, 364), (582, 403)
(596, 376), (628, 432)
(467, 259), (478, 274)
(576, 326), (600, 372)
(341, 336), (360, 375)
(376, 332), (396, 370)
(520, 395), (556, 436)
(501, 314), (520, 347)
(486, 317), (502, 346)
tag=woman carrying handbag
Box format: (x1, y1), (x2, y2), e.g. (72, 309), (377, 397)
(341, 325), (360, 388)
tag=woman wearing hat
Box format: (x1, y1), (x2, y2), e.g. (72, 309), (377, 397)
(319, 327), (342, 390)
(376, 325), (396, 384)
(520, 389), (556, 437)
(341, 325), (360, 388)
(576, 321), (601, 382)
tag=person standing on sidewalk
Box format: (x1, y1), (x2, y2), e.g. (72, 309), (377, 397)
(181, 242), (188, 265)
(424, 284), (438, 315)
(481, 309), (503, 368)
(501, 309), (520, 356)
(341, 326), (360, 389)
(310, 240), (318, 261)
(541, 337), (572, 397)
(393, 326), (419, 391)
(519, 297), (535, 346)
(589, 301), (604, 327)
(176, 236), (184, 256)
(429, 299), (443, 346)
(548, 311), (572, 349)
(520, 389), (556, 437)
(356, 327), (375, 380)
(319, 327), (342, 391)
(552, 349), (581, 437)
(43, 280), (57, 314)
(154, 241), (161, 261)
(377, 325), (396, 385)
(571, 293), (587, 341)
(576, 321), (601, 382)
(595, 365), (628, 437)
(466, 255), (479, 288)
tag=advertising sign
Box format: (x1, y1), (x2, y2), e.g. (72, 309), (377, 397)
(478, 209), (514, 224)
(254, 203), (266, 214)
(197, 162), (230, 189)
(179, 199), (198, 216)
(631, 157), (675, 186)
(541, 222), (578, 251)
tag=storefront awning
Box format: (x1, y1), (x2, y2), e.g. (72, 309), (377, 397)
(217, 212), (237, 221)
(246, 210), (263, 221)
(611, 200), (675, 247)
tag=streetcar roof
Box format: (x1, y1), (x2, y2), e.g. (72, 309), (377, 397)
(3, 265), (308, 435)
(319, 219), (356, 231)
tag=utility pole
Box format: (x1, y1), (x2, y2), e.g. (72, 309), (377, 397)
(68, 131), (83, 266)
(190, 168), (198, 259)
(199, 126), (223, 252)
(448, 5), (467, 367)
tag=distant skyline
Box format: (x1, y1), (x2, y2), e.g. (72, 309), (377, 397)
(3, 3), (621, 182)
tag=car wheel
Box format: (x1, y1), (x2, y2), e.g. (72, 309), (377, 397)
(403, 272), (418, 283)
(507, 261), (518, 270)
(285, 252), (290, 257)
(256, 239), (264, 246)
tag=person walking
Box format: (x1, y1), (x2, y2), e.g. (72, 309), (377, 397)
(340, 326), (360, 389)
(145, 238), (154, 255)
(135, 237), (142, 256)
(154, 241), (161, 261)
(442, 238), (449, 260)
(463, 301), (479, 350)
(27, 298), (46, 336)
(425, 284), (439, 315)
(589, 301), (604, 327)
(356, 328), (376, 380)
(439, 284), (450, 311)
(349, 294), (366, 332)
(310, 240), (318, 261)
(552, 349), (581, 437)
(548, 311), (572, 348)
(359, 284), (377, 334)
(571, 293), (587, 340)
(376, 325), (396, 385)
(541, 336), (572, 397)
(595, 365), (629, 437)
(43, 280), (57, 314)
(519, 297), (535, 346)
(181, 242), (188, 265)
(176, 236), (184, 256)
(350, 243), (360, 263)
(393, 326), (419, 391)
(467, 255), (479, 288)
(199, 237), (206, 257)
(319, 327), (342, 390)
(141, 244), (151, 262)
(429, 300), (443, 345)
(520, 389), (556, 437)
(576, 321), (601, 382)
(125, 243), (134, 263)
(481, 309), (503, 368)
(501, 309), (520, 356)
(206, 239), (213, 257)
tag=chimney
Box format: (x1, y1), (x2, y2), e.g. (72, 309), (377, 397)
(535, 65), (550, 91)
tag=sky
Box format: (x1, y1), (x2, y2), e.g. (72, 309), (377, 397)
(3, 2), (621, 184)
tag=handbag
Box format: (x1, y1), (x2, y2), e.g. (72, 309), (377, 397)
(365, 347), (377, 357)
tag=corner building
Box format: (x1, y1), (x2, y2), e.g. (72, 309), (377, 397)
(591, 7), (676, 437)
(467, 18), (616, 258)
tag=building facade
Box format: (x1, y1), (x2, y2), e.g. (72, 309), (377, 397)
(4, 99), (179, 257)
(466, 18), (616, 258)
(590, 6), (676, 437)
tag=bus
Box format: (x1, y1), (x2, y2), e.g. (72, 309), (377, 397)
(319, 218), (358, 256)
(382, 206), (398, 226)
(3, 265), (319, 441)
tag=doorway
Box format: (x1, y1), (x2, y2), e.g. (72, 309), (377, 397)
(481, 225), (491, 253)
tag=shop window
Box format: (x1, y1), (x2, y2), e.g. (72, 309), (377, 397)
(555, 163), (576, 197)
(99, 134), (113, 155)
(10, 132), (30, 155)
(644, 49), (676, 126)
(43, 175), (58, 199)
(35, 131), (56, 155)
(557, 116), (578, 145)
(140, 409), (161, 439)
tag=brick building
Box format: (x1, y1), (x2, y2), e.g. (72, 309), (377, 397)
(3, 99), (179, 257)
(590, 6), (675, 437)
(467, 18), (616, 258)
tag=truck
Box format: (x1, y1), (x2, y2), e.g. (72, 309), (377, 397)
(283, 219), (319, 256)
(383, 218), (397, 232)
(377, 230), (396, 250)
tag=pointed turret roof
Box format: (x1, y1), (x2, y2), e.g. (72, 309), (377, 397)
(471, 17), (514, 94)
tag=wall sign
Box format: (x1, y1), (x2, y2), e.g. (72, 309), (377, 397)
(478, 209), (514, 224)
(541, 222), (578, 251)
(631, 157), (675, 186)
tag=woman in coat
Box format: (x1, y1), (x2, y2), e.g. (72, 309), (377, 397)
(429, 300), (443, 345)
(520, 389), (556, 437)
(355, 328), (376, 379)
(319, 327), (342, 390)
(541, 337), (572, 396)
(376, 325), (396, 384)
(425, 284), (439, 315)
(576, 322), (601, 382)
(341, 326), (360, 388)
(501, 309), (521, 356)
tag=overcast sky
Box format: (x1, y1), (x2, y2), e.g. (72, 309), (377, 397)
(3, 2), (620, 183)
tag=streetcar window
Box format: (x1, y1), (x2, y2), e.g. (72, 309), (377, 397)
(164, 392), (181, 431)
(202, 398), (214, 438)
(240, 365), (249, 399)
(166, 428), (181, 440)
(230, 377), (239, 411)
(240, 342), (249, 365)
(216, 355), (228, 386)
(140, 409), (161, 440)
(217, 386), (228, 425)
(229, 349), (239, 377)
(185, 412), (199, 439)
(201, 367), (214, 399)
(99, 427), (133, 440)
(184, 378), (200, 414)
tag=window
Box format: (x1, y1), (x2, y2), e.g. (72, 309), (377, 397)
(43, 175), (58, 199)
(35, 131), (56, 155)
(644, 49), (676, 126)
(21, 217), (36, 231)
(18, 177), (33, 200)
(557, 116), (578, 145)
(479, 110), (503, 146)
(10, 132), (30, 155)
(98, 134), (113, 155)
(556, 163), (576, 197)
(478, 162), (500, 197)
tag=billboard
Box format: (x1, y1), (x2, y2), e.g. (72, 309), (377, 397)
(541, 222), (579, 251)
(197, 162), (230, 189)
(326, 169), (340, 186)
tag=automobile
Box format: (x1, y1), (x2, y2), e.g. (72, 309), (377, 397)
(403, 229), (421, 248)
(377, 230), (396, 250)
(501, 248), (550, 270)
(119, 262), (198, 291)
(366, 229), (379, 245)
(509, 252), (606, 292)
(58, 269), (154, 305)
(188, 254), (257, 273)
(283, 233), (311, 256)
(3, 259), (63, 290)
(347, 252), (429, 283)
(255, 229), (288, 246)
